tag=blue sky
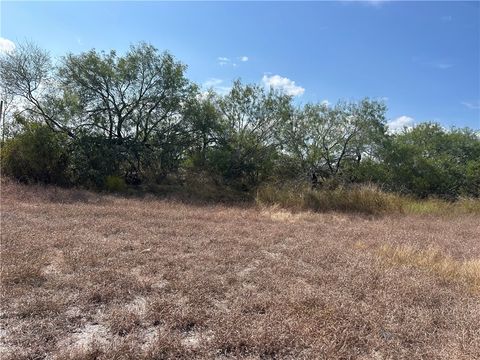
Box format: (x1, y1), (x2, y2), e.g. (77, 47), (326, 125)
(1, 1), (479, 130)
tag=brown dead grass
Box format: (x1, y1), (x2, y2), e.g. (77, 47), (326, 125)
(1, 180), (479, 359)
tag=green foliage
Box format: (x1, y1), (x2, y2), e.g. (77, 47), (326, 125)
(1, 41), (479, 202)
(182, 92), (223, 169)
(68, 135), (126, 188)
(210, 80), (292, 189)
(1, 121), (69, 184)
(465, 160), (480, 197)
(59, 43), (193, 142)
(280, 99), (388, 184)
(380, 124), (480, 198)
(104, 175), (127, 192)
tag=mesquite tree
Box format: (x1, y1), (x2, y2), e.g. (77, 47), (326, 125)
(281, 99), (387, 185)
(58, 43), (194, 142)
(0, 42), (76, 137)
(213, 80), (293, 186)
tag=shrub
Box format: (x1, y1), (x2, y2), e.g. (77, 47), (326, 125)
(104, 175), (127, 192)
(68, 135), (126, 189)
(380, 124), (480, 199)
(464, 160), (480, 197)
(1, 123), (69, 185)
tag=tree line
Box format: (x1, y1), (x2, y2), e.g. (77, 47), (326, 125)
(1, 42), (479, 198)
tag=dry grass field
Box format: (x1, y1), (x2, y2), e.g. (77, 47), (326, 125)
(1, 181), (479, 359)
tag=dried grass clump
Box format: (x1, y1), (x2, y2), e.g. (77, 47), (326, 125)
(256, 183), (480, 216)
(401, 196), (480, 215)
(256, 183), (403, 215)
(377, 244), (480, 292)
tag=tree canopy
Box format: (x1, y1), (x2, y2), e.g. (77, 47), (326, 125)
(1, 41), (478, 198)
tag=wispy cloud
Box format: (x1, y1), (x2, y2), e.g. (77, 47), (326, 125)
(217, 57), (230, 66)
(203, 78), (223, 88)
(0, 37), (15, 53)
(413, 56), (453, 70)
(461, 101), (480, 110)
(202, 78), (231, 95)
(387, 115), (415, 133)
(440, 15), (453, 22)
(340, 0), (390, 7)
(262, 74), (305, 97)
(215, 86), (232, 95)
(364, 0), (389, 6)
(432, 62), (453, 70)
(218, 56), (248, 67)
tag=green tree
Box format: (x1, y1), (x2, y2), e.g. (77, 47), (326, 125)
(381, 123), (480, 198)
(58, 43), (196, 181)
(59, 42), (194, 141)
(212, 80), (293, 188)
(182, 91), (223, 168)
(0, 42), (75, 137)
(1, 42), (196, 183)
(281, 99), (387, 186)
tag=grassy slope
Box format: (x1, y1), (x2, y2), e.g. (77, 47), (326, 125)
(1, 181), (479, 359)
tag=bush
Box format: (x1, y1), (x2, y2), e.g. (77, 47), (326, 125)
(464, 160), (480, 197)
(380, 124), (480, 199)
(68, 135), (126, 189)
(104, 175), (127, 192)
(1, 123), (69, 185)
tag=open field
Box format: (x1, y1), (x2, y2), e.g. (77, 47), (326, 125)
(1, 181), (479, 359)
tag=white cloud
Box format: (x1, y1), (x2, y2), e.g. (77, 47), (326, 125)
(215, 86), (232, 95)
(203, 78), (223, 88)
(387, 115), (415, 133)
(218, 56), (248, 66)
(202, 78), (231, 95)
(217, 57), (230, 66)
(0, 37), (15, 53)
(262, 74), (305, 97)
(196, 92), (210, 101)
(461, 101), (480, 110)
(440, 15), (452, 22)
